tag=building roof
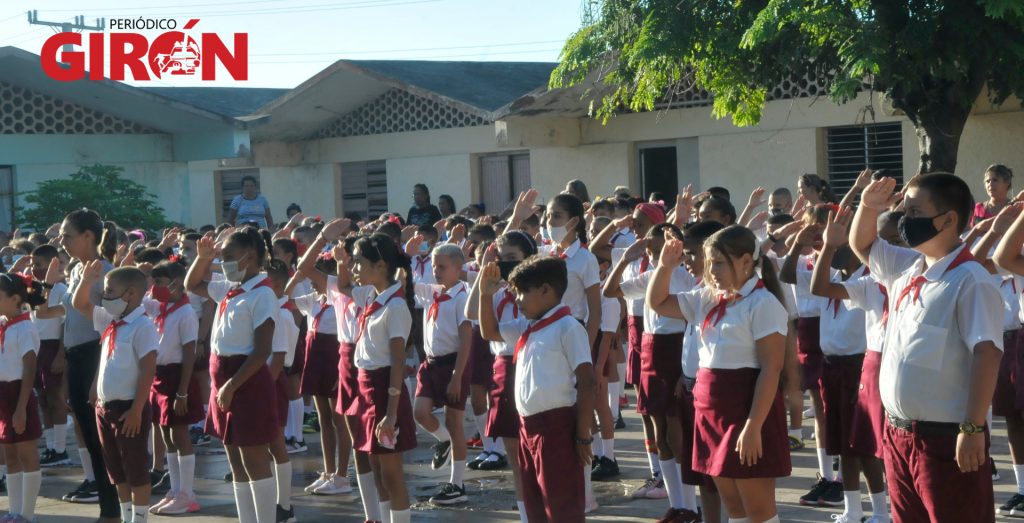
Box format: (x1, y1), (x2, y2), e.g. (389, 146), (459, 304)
(139, 87), (290, 118)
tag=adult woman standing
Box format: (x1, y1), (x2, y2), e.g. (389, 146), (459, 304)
(974, 164), (1014, 224)
(797, 174), (838, 206)
(227, 176), (273, 229)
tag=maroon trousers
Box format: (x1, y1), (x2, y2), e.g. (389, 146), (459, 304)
(518, 406), (584, 523)
(883, 421), (994, 522)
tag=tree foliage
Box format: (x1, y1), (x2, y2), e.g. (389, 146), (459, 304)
(552, 0), (1024, 173)
(18, 164), (169, 231)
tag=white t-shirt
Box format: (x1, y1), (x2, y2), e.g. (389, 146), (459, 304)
(681, 284), (704, 378)
(414, 281), (469, 358)
(542, 240), (600, 321)
(793, 254), (828, 318)
(326, 275), (359, 344)
(143, 297), (199, 366)
(33, 282), (66, 341)
(841, 273), (888, 353)
(272, 298), (300, 367)
(411, 254), (436, 291)
(489, 287), (520, 357)
(796, 266), (868, 356)
(610, 228), (637, 250)
(611, 248), (651, 317)
(621, 266), (695, 334)
(998, 275), (1022, 331)
(94, 305), (159, 402)
(208, 274), (279, 357)
(294, 293), (338, 335)
(0, 315), (39, 382)
(353, 282), (412, 370)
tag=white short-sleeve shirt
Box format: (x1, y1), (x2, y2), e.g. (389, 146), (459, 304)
(841, 273), (888, 353)
(326, 275), (360, 344)
(293, 292), (338, 335)
(869, 240), (1004, 423)
(612, 248), (650, 317)
(0, 315), (40, 382)
(681, 284), (704, 378)
(621, 266), (694, 334)
(272, 299), (300, 367)
(33, 282), (66, 340)
(600, 291), (621, 334)
(610, 228), (636, 250)
(793, 254), (828, 318)
(542, 240), (601, 321)
(675, 277), (789, 370)
(499, 306), (593, 417)
(411, 254), (436, 291)
(208, 274), (279, 357)
(489, 287), (521, 357)
(353, 282), (412, 370)
(143, 297), (199, 366)
(94, 305), (158, 402)
(415, 281), (468, 358)
(799, 266), (868, 357)
(998, 276), (1022, 331)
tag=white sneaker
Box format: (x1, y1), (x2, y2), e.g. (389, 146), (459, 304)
(831, 515), (852, 523)
(861, 516), (890, 523)
(149, 491), (176, 513)
(644, 475), (668, 499)
(304, 472), (330, 493)
(312, 474), (353, 495)
(158, 492), (200, 515)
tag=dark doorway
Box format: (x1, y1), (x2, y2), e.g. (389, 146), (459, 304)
(640, 146), (678, 203)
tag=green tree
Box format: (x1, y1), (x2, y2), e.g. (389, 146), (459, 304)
(552, 1), (1024, 174)
(18, 164), (169, 231)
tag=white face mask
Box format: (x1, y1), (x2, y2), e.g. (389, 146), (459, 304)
(221, 260), (245, 283)
(101, 297), (128, 317)
(546, 224), (570, 245)
(418, 242), (430, 255)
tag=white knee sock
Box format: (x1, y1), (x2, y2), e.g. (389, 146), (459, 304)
(682, 481), (697, 512)
(593, 437), (605, 458)
(273, 461), (293, 510)
(844, 490), (863, 520)
(119, 501), (132, 522)
(584, 465), (596, 508)
(816, 447), (833, 481)
(54, 423), (68, 453)
(391, 508), (411, 523)
(358, 471), (382, 520)
(179, 454), (196, 496)
(608, 381), (621, 419)
(727, 519), (750, 523)
(7, 472), (23, 515)
(166, 451), (181, 495)
(21, 470), (41, 519)
(660, 459), (685, 509)
(648, 452), (661, 476)
(79, 448), (95, 481)
(43, 427), (55, 450)
(250, 477), (277, 523)
(761, 517), (780, 523)
(429, 426), (451, 443)
(234, 482), (257, 523)
(1015, 464), (1024, 495)
(379, 501), (392, 523)
(132, 505), (149, 522)
(451, 460), (466, 486)
(870, 490), (890, 521)
(473, 410), (488, 440)
(517, 500), (528, 523)
(603, 438), (615, 461)
(289, 399), (305, 443)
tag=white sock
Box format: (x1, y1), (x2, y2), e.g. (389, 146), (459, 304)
(660, 459), (685, 509)
(603, 438), (615, 461)
(762, 517), (780, 523)
(177, 454), (196, 497)
(21, 470), (41, 519)
(648, 453), (661, 476)
(728, 519), (751, 523)
(379, 501), (392, 523)
(489, 437), (505, 456)
(429, 426), (451, 443)
(7, 472), (23, 515)
(584, 464), (595, 508)
(593, 437), (605, 458)
(44, 427), (55, 450)
(358, 471), (382, 520)
(844, 490), (863, 520)
(1015, 464), (1024, 495)
(473, 411), (488, 441)
(250, 477), (277, 523)
(234, 482), (256, 523)
(682, 482), (697, 512)
(789, 427), (803, 441)
(133, 505), (149, 522)
(451, 460), (465, 486)
(79, 448), (95, 481)
(0, 464), (6, 476)
(54, 423), (68, 453)
(165, 451), (181, 495)
(870, 490), (889, 521)
(608, 381), (621, 419)
(119, 501), (132, 522)
(289, 399), (305, 443)
(517, 500), (528, 523)
(817, 447), (833, 481)
(391, 508), (411, 523)
(273, 461), (293, 510)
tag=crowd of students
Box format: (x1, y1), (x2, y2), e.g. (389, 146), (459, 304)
(0, 165), (1020, 523)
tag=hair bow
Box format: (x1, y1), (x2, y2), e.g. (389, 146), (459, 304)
(317, 250), (335, 262)
(14, 272), (35, 292)
(168, 254), (181, 264)
(387, 215), (402, 226)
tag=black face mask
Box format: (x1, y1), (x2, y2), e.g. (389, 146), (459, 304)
(898, 213), (943, 248)
(497, 260), (521, 281)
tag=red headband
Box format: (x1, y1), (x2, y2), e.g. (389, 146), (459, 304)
(317, 250), (335, 262)
(635, 202), (666, 225)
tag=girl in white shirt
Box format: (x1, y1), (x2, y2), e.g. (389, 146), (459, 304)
(648, 225), (790, 523)
(544, 193), (602, 347)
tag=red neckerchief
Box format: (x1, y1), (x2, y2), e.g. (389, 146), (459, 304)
(702, 280), (765, 337)
(894, 246), (976, 312)
(305, 299), (332, 345)
(155, 295), (190, 335)
(497, 289), (518, 321)
(218, 278), (273, 320)
(355, 291), (404, 343)
(427, 286), (466, 323)
(513, 306), (571, 363)
(102, 318), (128, 359)
(414, 255), (429, 278)
(0, 312), (31, 352)
(639, 254), (650, 274)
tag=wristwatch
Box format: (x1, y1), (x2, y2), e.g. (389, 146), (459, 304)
(959, 422), (985, 435)
(576, 436), (594, 445)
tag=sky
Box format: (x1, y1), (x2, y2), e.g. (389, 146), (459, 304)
(0, 0), (588, 87)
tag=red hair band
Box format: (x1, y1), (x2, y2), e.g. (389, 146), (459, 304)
(635, 202), (666, 225)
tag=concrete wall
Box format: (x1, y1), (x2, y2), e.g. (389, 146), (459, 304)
(386, 155), (475, 216)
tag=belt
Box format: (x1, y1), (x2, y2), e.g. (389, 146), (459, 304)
(426, 352), (458, 365)
(886, 413), (981, 437)
(822, 353), (865, 366)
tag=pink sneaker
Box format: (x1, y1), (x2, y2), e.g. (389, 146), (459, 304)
(157, 492), (200, 515)
(149, 491), (176, 514)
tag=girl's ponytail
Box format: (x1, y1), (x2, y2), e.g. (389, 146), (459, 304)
(99, 221), (118, 263)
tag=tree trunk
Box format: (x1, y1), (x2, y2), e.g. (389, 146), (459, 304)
(913, 110), (968, 175)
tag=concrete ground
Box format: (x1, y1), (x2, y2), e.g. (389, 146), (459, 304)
(3, 392), (1021, 522)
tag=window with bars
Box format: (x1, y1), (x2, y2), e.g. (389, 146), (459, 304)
(479, 152), (531, 216)
(826, 122), (904, 199)
(341, 160), (388, 221)
(0, 167), (13, 233)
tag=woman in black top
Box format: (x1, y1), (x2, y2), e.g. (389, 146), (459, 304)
(407, 183), (443, 227)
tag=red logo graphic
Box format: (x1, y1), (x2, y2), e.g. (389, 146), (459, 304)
(40, 18), (248, 82)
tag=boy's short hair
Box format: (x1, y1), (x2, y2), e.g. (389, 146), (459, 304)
(416, 224), (439, 241)
(683, 220), (726, 245)
(135, 248), (166, 265)
(521, 214), (540, 229)
(767, 213), (795, 226)
(432, 243), (465, 264)
(907, 172), (974, 233)
(468, 224), (497, 242)
(446, 215), (473, 230)
(107, 267), (148, 293)
(702, 197), (737, 222)
(708, 186), (731, 201)
(509, 255), (568, 299)
(31, 244), (59, 259)
(183, 232), (202, 242)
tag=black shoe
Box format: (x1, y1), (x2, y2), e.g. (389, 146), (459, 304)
(591, 456), (621, 481)
(820, 480), (844, 507)
(190, 425), (211, 447)
(614, 413), (626, 430)
(467, 451), (491, 470)
(41, 449), (71, 467)
(429, 482), (468, 505)
(1000, 493), (1024, 516)
(431, 440), (452, 470)
(798, 474), (832, 506)
(276, 503), (296, 523)
(477, 453), (508, 471)
(67, 479), (99, 503)
(224, 471), (234, 482)
(0, 474), (5, 494)
(151, 469), (171, 494)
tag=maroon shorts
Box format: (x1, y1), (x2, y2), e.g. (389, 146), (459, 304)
(486, 355), (519, 439)
(96, 399), (151, 487)
(150, 364), (204, 427)
(993, 329), (1024, 416)
(884, 420), (994, 522)
(470, 327), (494, 387)
(336, 342), (360, 417)
(850, 350), (885, 459)
(590, 331), (613, 378)
(692, 367), (791, 478)
(626, 315), (644, 387)
(415, 353), (471, 410)
(518, 406), (585, 523)
(796, 317), (823, 391)
(355, 367), (417, 454)
(290, 318), (308, 377)
(300, 332), (340, 397)
(637, 332), (683, 417)
(0, 380), (42, 443)
(819, 354), (864, 456)
(205, 354), (278, 447)
(274, 371), (289, 428)
(678, 380), (713, 489)
(34, 339), (63, 391)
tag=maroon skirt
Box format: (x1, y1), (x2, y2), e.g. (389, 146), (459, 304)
(637, 332), (683, 417)
(336, 342), (360, 416)
(290, 317), (308, 376)
(796, 317), (823, 391)
(0, 380), (42, 443)
(205, 354), (278, 446)
(678, 382), (714, 490)
(150, 363), (205, 427)
(34, 338), (63, 391)
(993, 329), (1024, 416)
(470, 326), (494, 387)
(487, 355), (520, 439)
(300, 332), (340, 397)
(356, 367), (417, 454)
(849, 350), (884, 459)
(626, 315), (644, 386)
(819, 354), (864, 456)
(692, 367), (791, 478)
